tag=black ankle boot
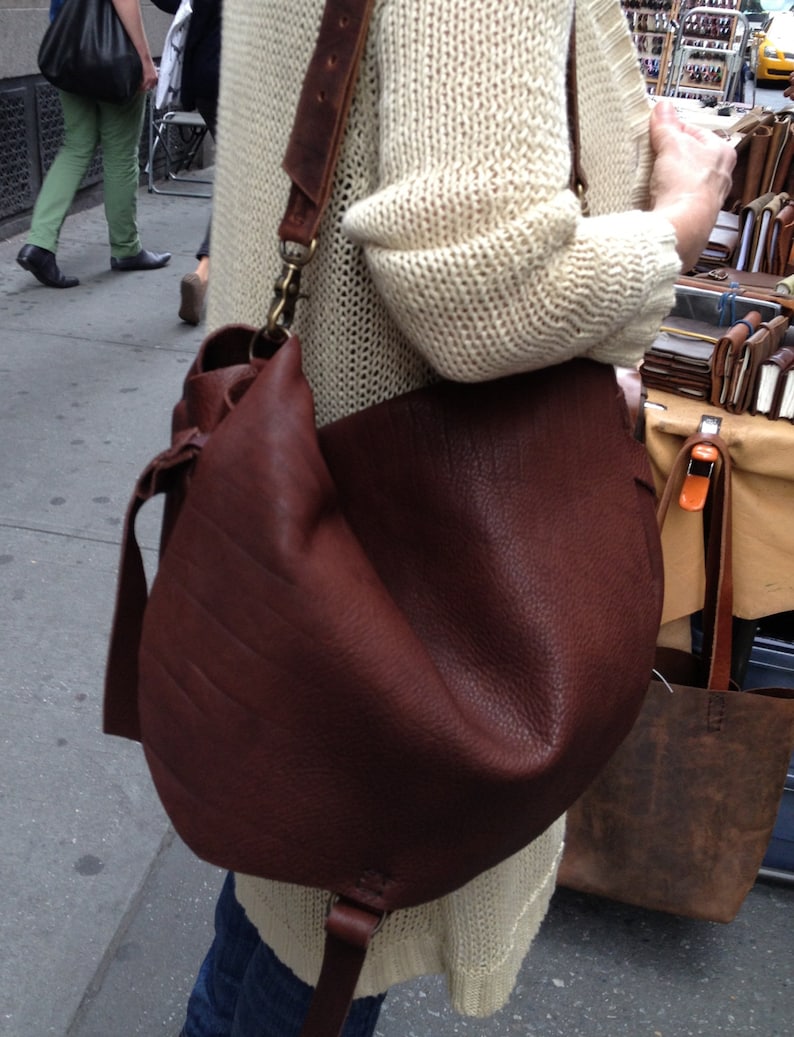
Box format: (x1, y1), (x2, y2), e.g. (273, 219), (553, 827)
(16, 244), (79, 289)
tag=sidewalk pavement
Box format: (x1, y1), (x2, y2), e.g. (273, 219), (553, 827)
(1, 184), (792, 1037)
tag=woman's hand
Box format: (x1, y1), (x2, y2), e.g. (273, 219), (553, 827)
(110, 0), (158, 93)
(647, 100), (736, 271)
(140, 57), (159, 93)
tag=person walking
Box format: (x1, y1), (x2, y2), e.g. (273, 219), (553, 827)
(173, 0), (735, 1034)
(151, 0), (222, 324)
(16, 0), (171, 289)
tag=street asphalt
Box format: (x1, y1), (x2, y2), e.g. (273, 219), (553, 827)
(1, 170), (793, 1037)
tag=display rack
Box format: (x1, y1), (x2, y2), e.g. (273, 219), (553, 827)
(666, 3), (751, 103)
(624, 0), (677, 95)
(622, 0), (751, 99)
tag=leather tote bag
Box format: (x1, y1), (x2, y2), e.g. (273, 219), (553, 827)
(558, 433), (794, 923)
(38, 0), (142, 105)
(103, 3), (664, 1033)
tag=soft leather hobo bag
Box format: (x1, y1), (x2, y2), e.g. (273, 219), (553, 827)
(103, 2), (665, 1033)
(104, 326), (664, 1033)
(107, 323), (665, 903)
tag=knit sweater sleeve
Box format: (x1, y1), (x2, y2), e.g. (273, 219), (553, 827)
(342, 0), (681, 381)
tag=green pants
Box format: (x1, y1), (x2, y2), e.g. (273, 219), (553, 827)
(28, 89), (146, 259)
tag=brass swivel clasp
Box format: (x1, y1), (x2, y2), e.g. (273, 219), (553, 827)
(265, 239), (317, 339)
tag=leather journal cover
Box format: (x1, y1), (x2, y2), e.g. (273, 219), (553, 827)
(771, 364), (794, 420)
(700, 210), (740, 268)
(761, 115), (794, 197)
(768, 199), (794, 276)
(738, 126), (774, 209)
(736, 192), (777, 272)
(754, 193), (789, 273)
(709, 310), (764, 406)
(724, 314), (789, 414)
(753, 345), (794, 418)
(772, 119), (794, 194)
(750, 342), (794, 416)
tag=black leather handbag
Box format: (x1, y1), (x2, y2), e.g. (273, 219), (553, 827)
(38, 0), (142, 105)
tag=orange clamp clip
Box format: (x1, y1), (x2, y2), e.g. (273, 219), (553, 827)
(679, 442), (719, 512)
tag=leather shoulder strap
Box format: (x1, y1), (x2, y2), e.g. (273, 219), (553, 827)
(278, 2), (583, 244)
(656, 434), (734, 690)
(279, 0), (376, 246)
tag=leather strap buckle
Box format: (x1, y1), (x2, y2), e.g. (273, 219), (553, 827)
(678, 415), (723, 512)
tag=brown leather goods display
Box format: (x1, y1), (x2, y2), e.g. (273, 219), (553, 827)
(557, 434), (794, 923)
(640, 312), (764, 403)
(103, 4), (664, 1035)
(682, 268), (794, 306)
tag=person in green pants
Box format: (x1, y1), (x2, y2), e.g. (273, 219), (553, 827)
(17, 0), (171, 289)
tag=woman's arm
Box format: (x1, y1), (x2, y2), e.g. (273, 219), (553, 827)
(342, 0), (733, 380)
(111, 0), (158, 92)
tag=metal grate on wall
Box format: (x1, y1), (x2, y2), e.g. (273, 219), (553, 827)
(0, 88), (34, 220)
(0, 76), (162, 233)
(36, 82), (105, 187)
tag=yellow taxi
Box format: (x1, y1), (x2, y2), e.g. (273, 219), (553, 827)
(756, 11), (794, 81)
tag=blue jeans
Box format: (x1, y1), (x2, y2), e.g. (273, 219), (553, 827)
(181, 874), (386, 1037)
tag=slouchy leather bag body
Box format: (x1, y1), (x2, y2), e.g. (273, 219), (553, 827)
(558, 434), (794, 922)
(106, 325), (664, 906)
(38, 0), (142, 105)
(103, 3), (664, 1034)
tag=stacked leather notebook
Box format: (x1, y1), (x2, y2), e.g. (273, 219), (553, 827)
(642, 310), (793, 418)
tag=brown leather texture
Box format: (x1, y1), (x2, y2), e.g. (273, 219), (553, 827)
(734, 126), (773, 210)
(104, 325), (664, 915)
(725, 315), (789, 415)
(709, 310), (763, 406)
(279, 0), (376, 245)
(558, 435), (794, 922)
(772, 200), (794, 276)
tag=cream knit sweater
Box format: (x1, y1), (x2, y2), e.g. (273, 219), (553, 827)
(210, 0), (681, 1018)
